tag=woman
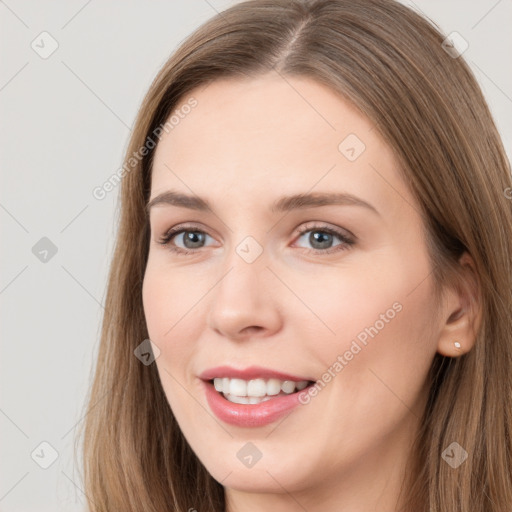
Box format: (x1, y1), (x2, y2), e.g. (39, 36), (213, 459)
(78, 0), (512, 510)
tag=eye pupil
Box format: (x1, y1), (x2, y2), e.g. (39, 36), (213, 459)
(183, 231), (205, 248)
(310, 231), (332, 249)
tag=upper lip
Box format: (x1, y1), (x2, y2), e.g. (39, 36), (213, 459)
(199, 365), (315, 382)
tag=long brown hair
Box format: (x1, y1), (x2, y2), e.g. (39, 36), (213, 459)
(77, 0), (512, 510)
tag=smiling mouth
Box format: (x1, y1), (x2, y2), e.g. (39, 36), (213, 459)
(209, 377), (315, 404)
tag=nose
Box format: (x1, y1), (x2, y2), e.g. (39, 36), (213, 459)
(206, 250), (283, 341)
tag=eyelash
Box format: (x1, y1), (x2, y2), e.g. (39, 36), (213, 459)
(156, 222), (355, 256)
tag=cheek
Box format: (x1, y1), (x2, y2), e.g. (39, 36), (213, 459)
(322, 261), (436, 411)
(291, 261), (437, 467)
(142, 261), (200, 368)
(300, 245), (437, 398)
(142, 264), (203, 428)
(284, 258), (415, 349)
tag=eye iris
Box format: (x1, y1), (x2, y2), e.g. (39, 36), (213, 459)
(310, 231), (332, 249)
(183, 231), (205, 249)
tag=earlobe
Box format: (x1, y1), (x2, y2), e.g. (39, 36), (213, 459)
(435, 252), (483, 358)
(436, 313), (476, 357)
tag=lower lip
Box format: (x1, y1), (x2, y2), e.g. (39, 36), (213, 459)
(202, 380), (310, 428)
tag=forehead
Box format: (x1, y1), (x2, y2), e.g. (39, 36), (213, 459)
(150, 73), (414, 217)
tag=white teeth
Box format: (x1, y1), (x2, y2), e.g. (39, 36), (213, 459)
(225, 394), (248, 405)
(224, 394), (274, 404)
(247, 378), (267, 397)
(266, 378), (282, 396)
(281, 380), (296, 394)
(212, 377), (311, 399)
(229, 378), (247, 396)
(296, 380), (308, 391)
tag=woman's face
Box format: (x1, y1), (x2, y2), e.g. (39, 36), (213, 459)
(142, 74), (443, 503)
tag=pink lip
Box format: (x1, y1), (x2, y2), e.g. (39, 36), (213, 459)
(202, 380), (313, 427)
(199, 365), (314, 382)
(199, 365), (316, 427)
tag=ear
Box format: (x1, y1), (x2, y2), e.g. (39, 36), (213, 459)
(436, 252), (483, 358)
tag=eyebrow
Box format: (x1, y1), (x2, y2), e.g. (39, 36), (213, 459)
(146, 190), (380, 216)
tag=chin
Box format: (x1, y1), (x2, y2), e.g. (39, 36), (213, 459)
(203, 454), (312, 494)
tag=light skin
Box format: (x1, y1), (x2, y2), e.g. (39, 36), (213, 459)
(142, 72), (481, 512)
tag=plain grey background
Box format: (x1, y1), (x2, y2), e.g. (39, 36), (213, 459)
(1, 1), (511, 511)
